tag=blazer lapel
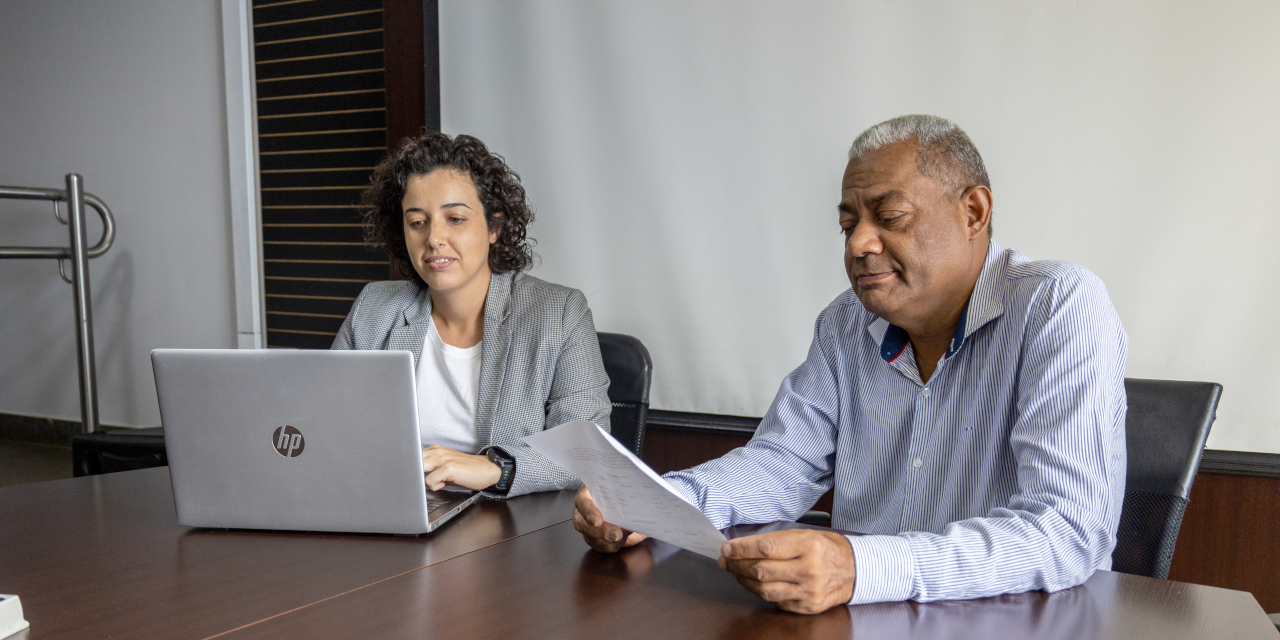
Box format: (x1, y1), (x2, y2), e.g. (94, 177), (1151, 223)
(476, 272), (514, 446)
(387, 284), (432, 368)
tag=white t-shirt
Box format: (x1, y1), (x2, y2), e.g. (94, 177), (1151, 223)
(416, 318), (482, 454)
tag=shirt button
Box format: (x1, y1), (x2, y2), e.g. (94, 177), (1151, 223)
(922, 388), (931, 397)
(913, 458), (923, 468)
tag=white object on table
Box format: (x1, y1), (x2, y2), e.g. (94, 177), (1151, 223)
(0, 595), (29, 639)
(524, 420), (728, 559)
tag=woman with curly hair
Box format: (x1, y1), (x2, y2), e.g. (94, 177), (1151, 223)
(332, 132), (611, 498)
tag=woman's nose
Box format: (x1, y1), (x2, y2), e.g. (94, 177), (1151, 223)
(426, 220), (447, 247)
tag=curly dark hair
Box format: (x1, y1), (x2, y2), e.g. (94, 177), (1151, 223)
(362, 131), (536, 284)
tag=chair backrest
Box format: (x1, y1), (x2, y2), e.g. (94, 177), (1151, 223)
(1111, 378), (1221, 579)
(597, 332), (653, 456)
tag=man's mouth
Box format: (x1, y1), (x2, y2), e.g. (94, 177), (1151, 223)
(856, 271), (895, 285)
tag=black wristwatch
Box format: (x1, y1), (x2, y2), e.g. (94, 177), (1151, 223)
(485, 447), (516, 494)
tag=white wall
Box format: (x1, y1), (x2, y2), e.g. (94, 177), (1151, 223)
(441, 0), (1280, 453)
(0, 0), (238, 427)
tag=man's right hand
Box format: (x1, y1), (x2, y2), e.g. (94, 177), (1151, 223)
(573, 486), (647, 553)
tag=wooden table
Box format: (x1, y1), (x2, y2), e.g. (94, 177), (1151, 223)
(2, 469), (1276, 639)
(0, 468), (574, 639)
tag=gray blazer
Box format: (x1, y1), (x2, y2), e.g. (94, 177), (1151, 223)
(331, 271), (612, 497)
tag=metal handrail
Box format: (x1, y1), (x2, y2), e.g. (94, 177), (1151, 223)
(0, 174), (114, 433)
(0, 187), (115, 260)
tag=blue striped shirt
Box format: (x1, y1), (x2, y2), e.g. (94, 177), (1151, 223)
(665, 241), (1128, 604)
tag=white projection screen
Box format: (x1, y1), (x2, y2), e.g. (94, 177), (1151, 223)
(439, 1), (1280, 453)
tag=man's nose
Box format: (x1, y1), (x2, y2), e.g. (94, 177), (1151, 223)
(847, 220), (882, 257)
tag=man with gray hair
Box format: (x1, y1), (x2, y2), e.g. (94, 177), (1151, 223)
(575, 115), (1128, 614)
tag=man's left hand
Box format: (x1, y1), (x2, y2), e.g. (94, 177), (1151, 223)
(718, 529), (856, 615)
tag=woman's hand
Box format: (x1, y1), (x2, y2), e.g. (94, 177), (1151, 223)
(421, 444), (502, 491)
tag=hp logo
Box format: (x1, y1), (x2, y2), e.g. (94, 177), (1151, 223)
(272, 425), (305, 458)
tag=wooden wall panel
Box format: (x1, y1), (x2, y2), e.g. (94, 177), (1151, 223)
(641, 427), (749, 475)
(641, 426), (834, 516)
(1168, 472), (1280, 613)
(382, 0), (425, 150)
(380, 0), (437, 282)
(253, 0), (390, 348)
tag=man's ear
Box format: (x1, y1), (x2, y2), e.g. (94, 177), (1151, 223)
(960, 185), (992, 240)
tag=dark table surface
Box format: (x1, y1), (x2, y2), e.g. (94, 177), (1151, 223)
(2, 469), (1277, 640)
(218, 519), (1280, 640)
(0, 468), (575, 639)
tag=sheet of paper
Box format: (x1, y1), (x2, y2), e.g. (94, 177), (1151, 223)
(524, 420), (727, 559)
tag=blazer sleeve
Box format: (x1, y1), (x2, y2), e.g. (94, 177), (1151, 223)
(330, 286), (367, 350)
(495, 289), (613, 497)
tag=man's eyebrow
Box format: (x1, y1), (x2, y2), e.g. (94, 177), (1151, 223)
(867, 190), (906, 208)
(837, 202), (856, 214)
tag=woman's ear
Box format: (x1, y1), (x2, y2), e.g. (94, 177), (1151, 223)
(489, 212), (505, 244)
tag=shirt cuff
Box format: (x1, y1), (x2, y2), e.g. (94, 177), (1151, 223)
(845, 534), (916, 604)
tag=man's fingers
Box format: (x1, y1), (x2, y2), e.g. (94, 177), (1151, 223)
(572, 506), (613, 539)
(573, 487), (621, 551)
(731, 574), (806, 604)
(721, 557), (801, 584)
(580, 526), (625, 553)
(593, 521), (628, 544)
(775, 599), (830, 616)
(574, 487), (604, 527)
(723, 531), (808, 561)
(720, 531), (856, 615)
(581, 529), (646, 554)
(573, 487), (648, 553)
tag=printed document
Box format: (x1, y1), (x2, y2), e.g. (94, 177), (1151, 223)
(524, 420), (727, 559)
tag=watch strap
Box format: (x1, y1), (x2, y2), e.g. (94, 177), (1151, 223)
(485, 447), (516, 494)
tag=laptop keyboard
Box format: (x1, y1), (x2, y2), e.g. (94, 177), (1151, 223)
(427, 499), (450, 514)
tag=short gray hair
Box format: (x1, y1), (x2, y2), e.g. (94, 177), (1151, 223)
(849, 115), (991, 230)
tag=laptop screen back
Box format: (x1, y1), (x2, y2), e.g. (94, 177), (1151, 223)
(153, 349), (432, 534)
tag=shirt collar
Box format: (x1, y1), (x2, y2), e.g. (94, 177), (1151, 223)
(867, 239), (1007, 362)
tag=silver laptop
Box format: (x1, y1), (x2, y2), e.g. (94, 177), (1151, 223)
(151, 349), (482, 535)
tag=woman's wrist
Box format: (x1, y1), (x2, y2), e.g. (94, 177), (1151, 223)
(484, 448), (517, 494)
(477, 454), (503, 487)
(422, 444), (506, 491)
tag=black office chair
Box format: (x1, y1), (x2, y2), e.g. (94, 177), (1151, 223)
(1111, 378), (1222, 579)
(71, 426), (167, 477)
(597, 332), (653, 457)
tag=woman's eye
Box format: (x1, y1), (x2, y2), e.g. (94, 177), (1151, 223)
(449, 216), (465, 224)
